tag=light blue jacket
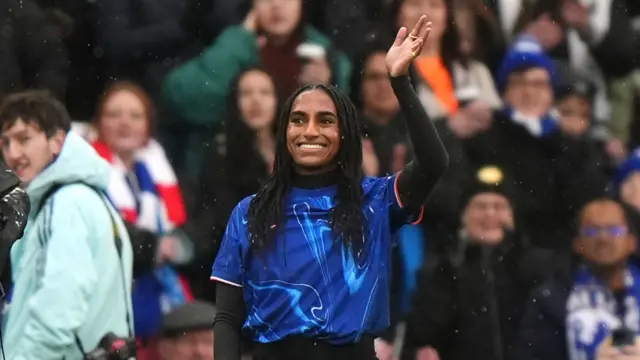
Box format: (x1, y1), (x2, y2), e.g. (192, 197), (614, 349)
(2, 132), (134, 360)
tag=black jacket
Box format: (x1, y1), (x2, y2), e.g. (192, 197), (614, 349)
(401, 232), (555, 360)
(464, 112), (608, 249)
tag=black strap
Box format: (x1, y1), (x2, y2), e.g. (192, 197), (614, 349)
(36, 183), (134, 356)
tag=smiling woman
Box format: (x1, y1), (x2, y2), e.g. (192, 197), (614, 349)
(211, 15), (449, 360)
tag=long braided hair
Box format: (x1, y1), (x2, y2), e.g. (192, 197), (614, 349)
(246, 84), (367, 255)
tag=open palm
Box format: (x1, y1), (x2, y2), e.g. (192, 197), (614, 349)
(386, 15), (432, 77)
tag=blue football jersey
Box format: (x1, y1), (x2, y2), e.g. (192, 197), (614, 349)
(211, 174), (422, 344)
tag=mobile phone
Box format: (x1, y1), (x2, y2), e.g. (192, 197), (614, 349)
(456, 86), (479, 108)
(296, 43), (326, 62)
(612, 328), (635, 347)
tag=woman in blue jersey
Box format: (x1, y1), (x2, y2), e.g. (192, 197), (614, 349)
(211, 15), (448, 360)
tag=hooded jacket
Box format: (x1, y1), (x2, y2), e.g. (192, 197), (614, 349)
(2, 132), (134, 360)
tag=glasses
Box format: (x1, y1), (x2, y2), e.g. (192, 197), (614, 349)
(580, 226), (628, 238)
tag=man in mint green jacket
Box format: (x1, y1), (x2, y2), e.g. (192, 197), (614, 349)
(0, 91), (134, 360)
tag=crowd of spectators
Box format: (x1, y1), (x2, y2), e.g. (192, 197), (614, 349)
(4, 0), (640, 359)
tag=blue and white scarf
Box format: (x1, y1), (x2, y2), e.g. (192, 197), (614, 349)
(502, 106), (559, 138)
(566, 264), (640, 360)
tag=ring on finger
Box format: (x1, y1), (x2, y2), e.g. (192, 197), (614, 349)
(409, 35), (418, 40)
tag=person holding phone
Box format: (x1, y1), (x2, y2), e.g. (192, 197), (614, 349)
(513, 198), (640, 360)
(163, 0), (351, 129)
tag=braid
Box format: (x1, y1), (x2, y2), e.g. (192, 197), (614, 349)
(247, 84), (366, 256)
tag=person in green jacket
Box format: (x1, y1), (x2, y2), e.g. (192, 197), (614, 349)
(162, 0), (352, 129)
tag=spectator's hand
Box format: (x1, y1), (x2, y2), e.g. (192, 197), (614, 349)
(156, 235), (178, 264)
(562, 0), (591, 36)
(525, 14), (564, 50)
(464, 100), (493, 131)
(386, 15), (431, 77)
(244, 10), (267, 48)
(606, 138), (628, 164)
(298, 58), (332, 85)
(448, 111), (475, 139)
(620, 173), (640, 211)
(446, 100), (493, 139)
(374, 338), (396, 360)
(362, 139), (379, 176)
(243, 10), (258, 32)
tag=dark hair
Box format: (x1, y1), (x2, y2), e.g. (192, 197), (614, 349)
(224, 67), (281, 188)
(246, 84), (366, 255)
(387, 0), (461, 67)
(0, 90), (71, 136)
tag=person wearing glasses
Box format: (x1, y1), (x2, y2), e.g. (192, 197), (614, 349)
(513, 198), (640, 360)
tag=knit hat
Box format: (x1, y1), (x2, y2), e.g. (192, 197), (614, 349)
(497, 35), (556, 93)
(160, 300), (217, 338)
(460, 165), (515, 209)
(554, 60), (595, 100)
(614, 148), (640, 191)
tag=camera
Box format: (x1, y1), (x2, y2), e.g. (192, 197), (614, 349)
(84, 333), (137, 360)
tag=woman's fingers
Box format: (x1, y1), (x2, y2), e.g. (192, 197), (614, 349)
(409, 15), (427, 39)
(419, 20), (432, 42)
(393, 27), (408, 46)
(411, 39), (424, 53)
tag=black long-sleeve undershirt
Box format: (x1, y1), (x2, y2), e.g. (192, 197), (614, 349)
(390, 75), (449, 213)
(214, 283), (245, 360)
(213, 75), (449, 359)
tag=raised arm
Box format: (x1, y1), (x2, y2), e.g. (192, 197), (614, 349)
(385, 16), (449, 213)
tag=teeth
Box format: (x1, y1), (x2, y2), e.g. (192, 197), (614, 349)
(300, 144), (324, 149)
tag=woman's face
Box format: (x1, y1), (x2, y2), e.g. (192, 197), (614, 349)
(398, 0), (447, 42)
(286, 89), (340, 174)
(463, 193), (513, 245)
(255, 0), (301, 38)
(238, 70), (278, 131)
(361, 52), (399, 117)
(98, 90), (148, 154)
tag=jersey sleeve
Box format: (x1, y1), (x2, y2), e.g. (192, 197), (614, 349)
(369, 172), (424, 228)
(210, 202), (247, 288)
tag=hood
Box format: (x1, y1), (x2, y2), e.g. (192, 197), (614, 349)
(26, 131), (111, 212)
